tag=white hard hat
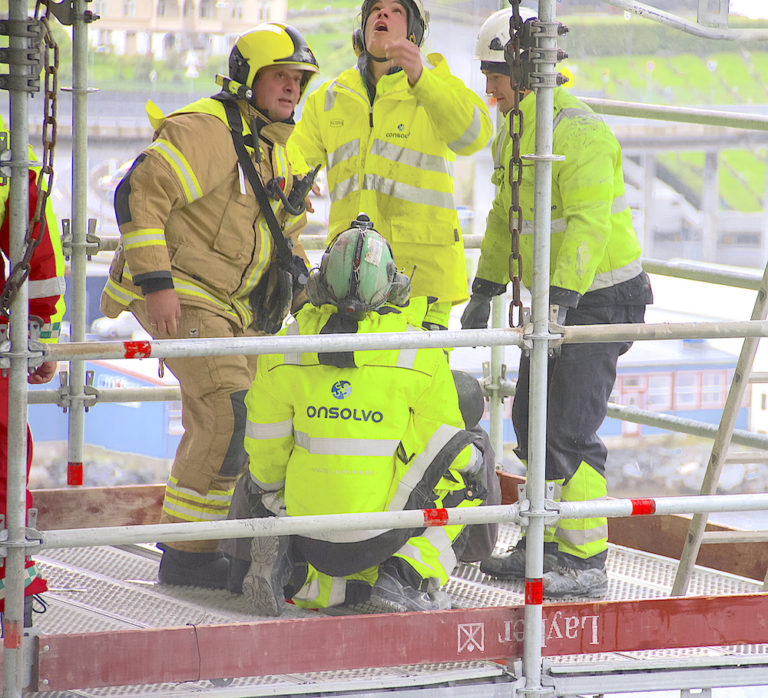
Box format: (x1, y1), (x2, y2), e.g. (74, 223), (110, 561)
(474, 7), (537, 65)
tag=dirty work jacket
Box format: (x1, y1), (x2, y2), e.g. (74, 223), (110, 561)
(287, 55), (492, 305)
(477, 87), (643, 308)
(101, 96), (307, 329)
(244, 300), (480, 575)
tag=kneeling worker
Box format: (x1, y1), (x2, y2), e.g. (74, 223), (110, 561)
(224, 214), (496, 614)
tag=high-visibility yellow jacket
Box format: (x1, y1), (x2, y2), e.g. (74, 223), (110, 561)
(244, 299), (480, 573)
(101, 97), (307, 329)
(477, 88), (643, 307)
(0, 131), (65, 342)
(287, 55), (492, 305)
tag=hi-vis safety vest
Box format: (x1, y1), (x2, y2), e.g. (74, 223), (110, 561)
(477, 87), (643, 303)
(244, 300), (481, 572)
(287, 54), (492, 305)
(101, 97), (306, 329)
(0, 134), (66, 343)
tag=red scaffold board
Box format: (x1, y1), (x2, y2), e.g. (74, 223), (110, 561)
(30, 593), (768, 690)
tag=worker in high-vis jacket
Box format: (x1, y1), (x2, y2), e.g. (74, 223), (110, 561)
(0, 116), (66, 625)
(464, 9), (653, 598)
(223, 215), (495, 615)
(100, 23), (319, 589)
(286, 0), (492, 331)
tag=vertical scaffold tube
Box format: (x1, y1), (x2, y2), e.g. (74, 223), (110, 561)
(522, 0), (558, 693)
(66, 0), (89, 487)
(3, 3), (32, 694)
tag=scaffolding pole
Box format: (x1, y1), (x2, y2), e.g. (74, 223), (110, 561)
(65, 0), (90, 490)
(3, 3), (32, 695)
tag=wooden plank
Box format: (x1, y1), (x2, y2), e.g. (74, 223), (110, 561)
(32, 485), (164, 530)
(33, 593), (768, 690)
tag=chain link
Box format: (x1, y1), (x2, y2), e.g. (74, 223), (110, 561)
(504, 0), (525, 328)
(0, 7), (58, 318)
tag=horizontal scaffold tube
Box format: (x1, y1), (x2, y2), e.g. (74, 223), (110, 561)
(40, 320), (768, 362)
(38, 492), (768, 550)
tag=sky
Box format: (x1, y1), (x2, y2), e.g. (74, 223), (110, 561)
(729, 0), (768, 19)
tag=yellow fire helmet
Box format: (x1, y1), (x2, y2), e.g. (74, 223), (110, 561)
(226, 23), (319, 100)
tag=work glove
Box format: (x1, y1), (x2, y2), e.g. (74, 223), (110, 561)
(461, 278), (507, 329)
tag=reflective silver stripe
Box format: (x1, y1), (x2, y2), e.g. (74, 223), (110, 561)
(28, 277), (65, 299)
(555, 523), (609, 546)
(371, 139), (452, 175)
(395, 325), (420, 368)
(324, 80), (340, 111)
(448, 107), (484, 152)
(328, 139), (360, 170)
(521, 218), (567, 236)
(148, 139), (202, 203)
(294, 431), (399, 457)
(454, 443), (482, 474)
(362, 174), (454, 210)
(396, 527), (457, 576)
(330, 174), (359, 203)
(388, 423), (463, 512)
(245, 418), (293, 440)
(553, 107), (595, 131)
(612, 193), (628, 214)
(283, 321), (301, 365)
(249, 474), (285, 493)
(162, 500), (230, 522)
(588, 258), (643, 292)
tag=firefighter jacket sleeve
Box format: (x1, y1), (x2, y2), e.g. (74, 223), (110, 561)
(410, 53), (492, 157)
(114, 113), (233, 295)
(0, 168), (66, 342)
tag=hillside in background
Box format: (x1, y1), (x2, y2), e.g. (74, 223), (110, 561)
(42, 7), (768, 215)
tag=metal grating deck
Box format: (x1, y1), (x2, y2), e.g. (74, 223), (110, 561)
(24, 523), (768, 697)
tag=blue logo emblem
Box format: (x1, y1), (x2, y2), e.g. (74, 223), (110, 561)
(331, 380), (352, 400)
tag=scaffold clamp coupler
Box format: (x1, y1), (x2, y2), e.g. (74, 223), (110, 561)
(61, 218), (102, 261)
(0, 515), (44, 558)
(516, 482), (560, 527)
(56, 369), (99, 412)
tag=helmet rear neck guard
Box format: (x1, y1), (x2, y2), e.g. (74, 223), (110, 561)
(307, 214), (411, 319)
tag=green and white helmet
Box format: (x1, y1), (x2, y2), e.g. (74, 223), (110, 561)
(307, 214), (410, 318)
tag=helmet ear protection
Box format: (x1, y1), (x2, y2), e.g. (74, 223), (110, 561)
(307, 214), (411, 317)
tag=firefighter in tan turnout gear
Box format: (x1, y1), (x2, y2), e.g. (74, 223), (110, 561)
(466, 9), (653, 598)
(223, 215), (499, 614)
(101, 23), (319, 588)
(287, 0), (492, 330)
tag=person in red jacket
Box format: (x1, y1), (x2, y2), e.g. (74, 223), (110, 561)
(0, 117), (66, 626)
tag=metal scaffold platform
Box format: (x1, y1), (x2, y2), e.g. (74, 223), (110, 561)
(14, 522), (768, 696)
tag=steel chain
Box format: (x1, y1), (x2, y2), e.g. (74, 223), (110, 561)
(0, 6), (58, 319)
(505, 0), (525, 328)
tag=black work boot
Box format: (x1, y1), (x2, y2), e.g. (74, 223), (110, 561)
(480, 540), (558, 579)
(157, 544), (229, 589)
(225, 555), (251, 594)
(368, 559), (451, 613)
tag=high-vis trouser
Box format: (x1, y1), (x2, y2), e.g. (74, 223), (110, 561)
(512, 300), (646, 569)
(290, 495), (483, 610)
(131, 302), (260, 553)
